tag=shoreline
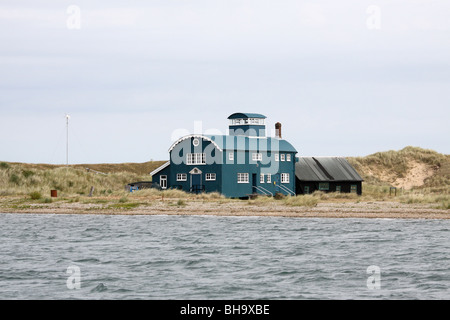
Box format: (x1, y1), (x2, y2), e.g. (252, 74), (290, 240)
(1, 200), (449, 219)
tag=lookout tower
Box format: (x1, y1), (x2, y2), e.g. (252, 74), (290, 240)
(227, 112), (266, 137)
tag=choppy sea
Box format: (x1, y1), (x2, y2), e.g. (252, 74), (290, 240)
(0, 213), (449, 299)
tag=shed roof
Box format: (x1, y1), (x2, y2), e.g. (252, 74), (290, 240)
(227, 113), (267, 119)
(295, 157), (363, 182)
(150, 161), (170, 176)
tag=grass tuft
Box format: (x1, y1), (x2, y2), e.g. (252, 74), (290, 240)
(283, 195), (318, 207)
(29, 191), (42, 200)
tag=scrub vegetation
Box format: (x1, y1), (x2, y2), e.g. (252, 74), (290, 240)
(0, 147), (448, 211)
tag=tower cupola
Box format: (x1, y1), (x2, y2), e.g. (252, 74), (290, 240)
(227, 113), (266, 137)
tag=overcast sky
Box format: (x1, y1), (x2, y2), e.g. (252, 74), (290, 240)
(0, 0), (449, 164)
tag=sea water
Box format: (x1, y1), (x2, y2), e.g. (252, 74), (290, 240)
(0, 213), (449, 299)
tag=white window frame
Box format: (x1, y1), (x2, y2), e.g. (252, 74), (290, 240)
(260, 174), (264, 183)
(229, 118), (265, 126)
(275, 154), (279, 162)
(267, 174), (271, 183)
(206, 173), (216, 181)
(229, 152), (234, 161)
(237, 173), (249, 183)
(160, 175), (167, 189)
(186, 153), (206, 165)
(281, 154), (286, 161)
(176, 173), (187, 181)
(281, 173), (289, 184)
(286, 154), (291, 162)
(252, 153), (262, 161)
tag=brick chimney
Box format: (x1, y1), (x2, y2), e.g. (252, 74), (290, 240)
(275, 122), (282, 139)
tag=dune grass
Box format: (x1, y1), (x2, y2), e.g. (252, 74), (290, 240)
(0, 147), (448, 211)
(0, 164), (148, 198)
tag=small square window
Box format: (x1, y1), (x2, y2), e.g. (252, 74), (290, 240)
(252, 153), (262, 161)
(286, 154), (291, 161)
(237, 173), (249, 183)
(319, 183), (329, 191)
(206, 173), (216, 181)
(281, 154), (285, 161)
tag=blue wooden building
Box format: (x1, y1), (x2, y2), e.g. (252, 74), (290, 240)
(151, 113), (298, 198)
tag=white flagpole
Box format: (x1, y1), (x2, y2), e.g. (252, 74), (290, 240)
(65, 114), (70, 166)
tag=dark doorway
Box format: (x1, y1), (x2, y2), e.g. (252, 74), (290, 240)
(252, 173), (257, 192)
(190, 173), (203, 193)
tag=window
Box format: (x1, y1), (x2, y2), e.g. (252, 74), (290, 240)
(229, 152), (234, 161)
(286, 154), (291, 161)
(176, 173), (187, 181)
(275, 154), (279, 161)
(304, 186), (310, 194)
(281, 173), (289, 183)
(266, 174), (271, 183)
(252, 153), (262, 161)
(281, 154), (285, 161)
(237, 173), (249, 183)
(229, 118), (265, 126)
(186, 153), (206, 165)
(206, 173), (216, 181)
(160, 175), (167, 189)
(319, 183), (329, 191)
(336, 186), (341, 193)
(351, 185), (357, 193)
(192, 138), (199, 147)
(260, 174), (264, 183)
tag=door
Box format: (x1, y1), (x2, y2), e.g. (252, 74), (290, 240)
(192, 174), (201, 189)
(304, 186), (310, 194)
(252, 173), (257, 193)
(189, 167), (203, 193)
(160, 175), (167, 189)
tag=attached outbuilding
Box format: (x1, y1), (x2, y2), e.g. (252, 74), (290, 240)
(295, 157), (363, 195)
(149, 112), (364, 198)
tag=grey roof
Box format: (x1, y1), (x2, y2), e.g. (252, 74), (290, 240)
(150, 161), (170, 176)
(205, 135), (297, 153)
(295, 157), (363, 182)
(227, 113), (267, 119)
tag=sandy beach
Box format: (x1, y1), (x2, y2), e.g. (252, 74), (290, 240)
(1, 199), (449, 219)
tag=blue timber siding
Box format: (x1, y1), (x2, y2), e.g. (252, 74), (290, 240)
(151, 165), (170, 189)
(221, 150), (297, 198)
(229, 125), (266, 137)
(156, 130), (298, 197)
(169, 137), (222, 193)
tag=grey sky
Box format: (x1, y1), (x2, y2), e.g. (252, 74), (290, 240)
(0, 0), (449, 164)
